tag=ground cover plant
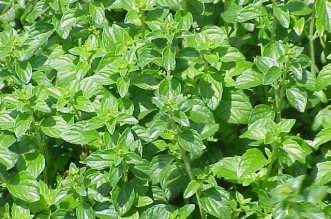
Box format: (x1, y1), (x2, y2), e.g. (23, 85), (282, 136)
(0, 0), (331, 218)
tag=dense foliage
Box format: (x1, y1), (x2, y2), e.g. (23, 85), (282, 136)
(1, 0), (331, 218)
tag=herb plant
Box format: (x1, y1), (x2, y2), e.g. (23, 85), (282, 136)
(0, 0), (331, 218)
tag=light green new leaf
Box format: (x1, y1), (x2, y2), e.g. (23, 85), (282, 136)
(286, 87), (307, 112)
(7, 171), (40, 202)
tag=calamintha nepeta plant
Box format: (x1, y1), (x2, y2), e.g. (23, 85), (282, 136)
(0, 0), (331, 218)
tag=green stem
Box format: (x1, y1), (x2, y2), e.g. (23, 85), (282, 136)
(30, 110), (49, 183)
(179, 147), (206, 219)
(277, 60), (289, 122)
(36, 126), (49, 183)
(274, 82), (281, 122)
(0, 171), (6, 183)
(263, 144), (278, 186)
(309, 1), (316, 77)
(140, 10), (146, 38)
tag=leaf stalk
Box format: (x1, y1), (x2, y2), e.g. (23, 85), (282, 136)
(179, 146), (206, 219)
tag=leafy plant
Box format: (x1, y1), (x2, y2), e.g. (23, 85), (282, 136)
(0, 0), (331, 218)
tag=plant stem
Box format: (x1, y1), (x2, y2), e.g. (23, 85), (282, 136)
(276, 60), (289, 122)
(263, 144), (278, 186)
(0, 171), (6, 183)
(274, 81), (281, 122)
(36, 127), (49, 183)
(309, 1), (316, 77)
(140, 10), (146, 38)
(179, 147), (206, 219)
(30, 110), (49, 183)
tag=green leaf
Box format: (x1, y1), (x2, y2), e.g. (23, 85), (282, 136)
(61, 123), (99, 145)
(286, 0), (312, 15)
(315, 63), (331, 90)
(10, 203), (33, 219)
(0, 146), (18, 170)
(177, 129), (206, 158)
(256, 56), (279, 74)
(313, 128), (331, 149)
(76, 203), (95, 219)
(239, 149), (268, 177)
(117, 77), (130, 98)
(7, 171), (40, 202)
(162, 47), (176, 72)
(176, 204), (195, 219)
(41, 116), (68, 138)
(149, 155), (174, 184)
(286, 87), (307, 112)
(313, 161), (331, 186)
(112, 182), (135, 216)
(237, 5), (268, 22)
(89, 2), (105, 26)
(282, 139), (305, 164)
(212, 148), (268, 181)
(15, 114), (33, 138)
(15, 61), (32, 84)
(217, 89), (253, 124)
(60, 9), (82, 29)
(200, 187), (232, 219)
(293, 17), (305, 36)
(199, 74), (223, 110)
(83, 150), (115, 170)
(137, 196), (153, 207)
(0, 114), (15, 131)
(17, 153), (45, 178)
(236, 68), (263, 89)
(274, 6), (290, 28)
(140, 204), (170, 219)
(316, 0), (331, 34)
(183, 180), (200, 199)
